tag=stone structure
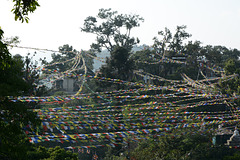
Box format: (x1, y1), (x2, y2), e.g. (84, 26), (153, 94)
(54, 77), (76, 92)
(62, 78), (74, 92)
(226, 127), (240, 146)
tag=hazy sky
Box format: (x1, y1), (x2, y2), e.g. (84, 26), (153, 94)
(1, 0), (240, 60)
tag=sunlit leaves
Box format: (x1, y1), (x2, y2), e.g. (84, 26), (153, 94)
(11, 0), (40, 23)
(81, 8), (144, 52)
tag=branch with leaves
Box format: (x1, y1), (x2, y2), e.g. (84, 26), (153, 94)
(81, 8), (144, 52)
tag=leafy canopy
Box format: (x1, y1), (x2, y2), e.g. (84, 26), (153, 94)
(11, 0), (40, 23)
(81, 8), (144, 52)
(99, 46), (134, 81)
(0, 28), (12, 70)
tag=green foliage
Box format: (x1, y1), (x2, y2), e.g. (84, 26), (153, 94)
(103, 146), (125, 160)
(45, 44), (95, 74)
(0, 1), (43, 159)
(11, 0), (40, 23)
(59, 44), (77, 59)
(0, 99), (40, 160)
(171, 25), (192, 51)
(2, 36), (20, 46)
(131, 49), (158, 73)
(0, 28), (12, 70)
(222, 48), (240, 61)
(97, 46), (134, 91)
(27, 146), (78, 160)
(27, 146), (50, 160)
(199, 45), (240, 67)
(136, 25), (191, 80)
(0, 53), (41, 96)
(81, 8), (144, 52)
(181, 41), (202, 79)
(224, 59), (240, 75)
(35, 85), (50, 96)
(23, 53), (41, 95)
(125, 132), (234, 160)
(46, 44), (78, 73)
(219, 58), (240, 99)
(53, 91), (68, 96)
(153, 25), (191, 56)
(0, 54), (30, 96)
(100, 46), (134, 80)
(46, 146), (78, 160)
(0, 28), (41, 160)
(224, 151), (240, 160)
(201, 45), (223, 65)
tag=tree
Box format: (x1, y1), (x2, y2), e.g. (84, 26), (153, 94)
(151, 25), (191, 79)
(27, 146), (78, 160)
(0, 53), (41, 96)
(131, 48), (158, 74)
(42, 44), (96, 94)
(0, 54), (30, 96)
(222, 48), (240, 61)
(0, 2), (41, 159)
(219, 58), (240, 96)
(99, 46), (134, 81)
(45, 44), (95, 74)
(1, 0), (41, 92)
(201, 45), (224, 66)
(130, 47), (171, 84)
(23, 53), (41, 95)
(11, 0), (40, 23)
(95, 46), (134, 92)
(171, 25), (192, 52)
(224, 59), (240, 75)
(153, 27), (172, 57)
(0, 50), (41, 160)
(153, 25), (191, 57)
(1, 0), (40, 68)
(81, 8), (144, 52)
(126, 131), (235, 160)
(182, 40), (203, 80)
(224, 151), (240, 160)
(46, 44), (78, 72)
(0, 99), (40, 160)
(0, 28), (12, 70)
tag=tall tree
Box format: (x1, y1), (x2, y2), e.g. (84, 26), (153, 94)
(11, 0), (40, 23)
(222, 48), (240, 61)
(0, 52), (41, 160)
(150, 25), (191, 78)
(100, 46), (134, 81)
(182, 40), (203, 80)
(23, 53), (41, 95)
(0, 99), (40, 160)
(128, 131), (234, 160)
(171, 25), (192, 52)
(201, 45), (224, 66)
(219, 58), (240, 96)
(27, 146), (78, 160)
(1, 0), (40, 68)
(153, 25), (191, 57)
(81, 8), (144, 52)
(44, 44), (95, 74)
(47, 44), (78, 72)
(0, 54), (30, 96)
(153, 27), (172, 57)
(0, 28), (12, 70)
(0, 2), (41, 159)
(131, 48), (158, 74)
(0, 50), (41, 160)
